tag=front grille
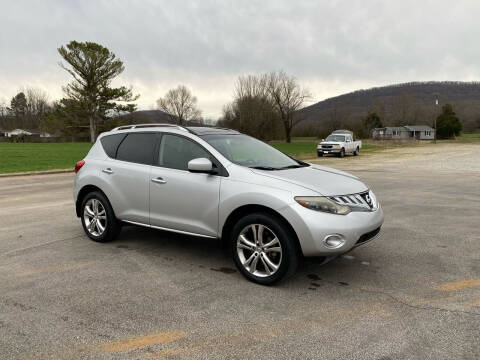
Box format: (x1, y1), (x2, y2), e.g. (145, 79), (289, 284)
(322, 145), (333, 149)
(356, 227), (381, 245)
(327, 190), (377, 211)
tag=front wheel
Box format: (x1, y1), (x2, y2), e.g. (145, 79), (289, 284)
(338, 148), (345, 158)
(81, 191), (121, 242)
(231, 213), (299, 285)
(354, 147), (359, 156)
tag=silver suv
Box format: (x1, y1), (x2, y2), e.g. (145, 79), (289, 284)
(74, 124), (384, 284)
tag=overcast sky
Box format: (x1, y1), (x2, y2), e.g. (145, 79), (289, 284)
(1, 0), (479, 118)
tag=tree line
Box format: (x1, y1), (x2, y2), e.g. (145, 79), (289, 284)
(0, 40), (476, 143)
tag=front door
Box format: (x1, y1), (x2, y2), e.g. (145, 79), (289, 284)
(149, 133), (221, 237)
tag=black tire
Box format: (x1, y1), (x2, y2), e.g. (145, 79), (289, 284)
(230, 212), (299, 285)
(80, 191), (121, 243)
(338, 148), (345, 158)
(317, 152), (323, 157)
(354, 147), (359, 156)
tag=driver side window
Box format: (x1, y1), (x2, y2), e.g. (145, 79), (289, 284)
(158, 134), (210, 171)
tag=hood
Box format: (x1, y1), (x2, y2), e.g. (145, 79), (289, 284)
(251, 164), (368, 196)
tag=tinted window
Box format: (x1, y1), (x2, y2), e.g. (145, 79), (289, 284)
(116, 133), (157, 165)
(100, 133), (127, 158)
(158, 134), (210, 171)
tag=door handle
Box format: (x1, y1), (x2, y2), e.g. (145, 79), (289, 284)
(102, 168), (114, 174)
(151, 177), (167, 184)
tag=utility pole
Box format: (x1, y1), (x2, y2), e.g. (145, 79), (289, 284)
(434, 97), (439, 143)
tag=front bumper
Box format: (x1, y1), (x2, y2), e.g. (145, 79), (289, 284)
(278, 202), (384, 257)
(317, 148), (342, 154)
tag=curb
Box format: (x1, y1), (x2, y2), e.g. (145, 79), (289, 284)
(0, 169), (74, 178)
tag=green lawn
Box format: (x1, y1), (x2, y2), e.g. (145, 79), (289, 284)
(270, 140), (383, 158)
(3, 135), (461, 174)
(0, 142), (92, 174)
(458, 132), (480, 139)
(270, 141), (318, 156)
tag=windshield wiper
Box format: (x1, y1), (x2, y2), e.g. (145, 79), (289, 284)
(249, 166), (278, 171)
(277, 164), (308, 170)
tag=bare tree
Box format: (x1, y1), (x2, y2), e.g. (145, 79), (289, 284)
(326, 103), (350, 132)
(264, 71), (311, 142)
(0, 97), (8, 117)
(156, 85), (202, 125)
(25, 87), (50, 116)
(234, 75), (268, 99)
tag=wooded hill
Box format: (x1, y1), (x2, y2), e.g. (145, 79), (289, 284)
(296, 81), (480, 137)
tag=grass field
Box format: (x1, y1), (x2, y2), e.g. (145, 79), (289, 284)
(1, 133), (478, 174)
(270, 138), (383, 159)
(458, 132), (480, 139)
(0, 143), (92, 174)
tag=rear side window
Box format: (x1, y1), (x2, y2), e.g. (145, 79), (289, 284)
(116, 133), (157, 165)
(100, 133), (127, 158)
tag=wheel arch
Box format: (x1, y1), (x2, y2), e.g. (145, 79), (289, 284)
(221, 204), (302, 256)
(76, 184), (109, 217)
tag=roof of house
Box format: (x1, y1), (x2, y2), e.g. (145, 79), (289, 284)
(404, 125), (434, 131)
(373, 127), (408, 131)
(6, 128), (40, 134)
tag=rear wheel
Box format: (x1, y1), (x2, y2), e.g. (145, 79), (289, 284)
(81, 191), (121, 242)
(231, 213), (299, 285)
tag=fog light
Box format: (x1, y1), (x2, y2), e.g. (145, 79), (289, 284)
(323, 234), (345, 249)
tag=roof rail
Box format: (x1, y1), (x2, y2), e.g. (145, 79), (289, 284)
(111, 123), (191, 132)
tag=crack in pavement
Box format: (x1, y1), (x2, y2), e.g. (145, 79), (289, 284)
(0, 234), (84, 257)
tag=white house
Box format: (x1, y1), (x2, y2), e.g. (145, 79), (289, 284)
(372, 125), (435, 140)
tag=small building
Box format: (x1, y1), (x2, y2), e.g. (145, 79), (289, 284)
(372, 125), (435, 140)
(4, 129), (39, 137)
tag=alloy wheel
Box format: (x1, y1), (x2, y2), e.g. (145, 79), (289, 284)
(236, 224), (282, 277)
(83, 198), (107, 237)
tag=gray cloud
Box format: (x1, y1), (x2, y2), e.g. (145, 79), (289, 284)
(1, 0), (479, 117)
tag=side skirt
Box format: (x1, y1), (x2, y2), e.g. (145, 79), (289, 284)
(122, 220), (218, 239)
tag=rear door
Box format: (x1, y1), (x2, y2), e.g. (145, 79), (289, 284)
(100, 132), (158, 224)
(149, 133), (221, 237)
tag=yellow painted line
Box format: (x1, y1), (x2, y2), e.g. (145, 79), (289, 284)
(99, 331), (186, 353)
(437, 279), (480, 291)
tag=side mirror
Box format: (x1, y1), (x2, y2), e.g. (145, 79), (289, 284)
(188, 158), (214, 174)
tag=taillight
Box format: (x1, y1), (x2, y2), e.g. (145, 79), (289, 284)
(75, 160), (85, 173)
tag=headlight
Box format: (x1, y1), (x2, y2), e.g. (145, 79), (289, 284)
(295, 196), (351, 215)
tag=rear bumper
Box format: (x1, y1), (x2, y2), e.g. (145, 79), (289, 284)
(278, 202), (384, 257)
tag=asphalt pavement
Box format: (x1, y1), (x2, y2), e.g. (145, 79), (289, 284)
(1, 144), (479, 359)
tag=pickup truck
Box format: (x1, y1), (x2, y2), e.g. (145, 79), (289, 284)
(317, 130), (362, 158)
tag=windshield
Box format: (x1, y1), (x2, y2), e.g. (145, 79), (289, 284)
(201, 134), (307, 170)
(325, 135), (345, 142)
